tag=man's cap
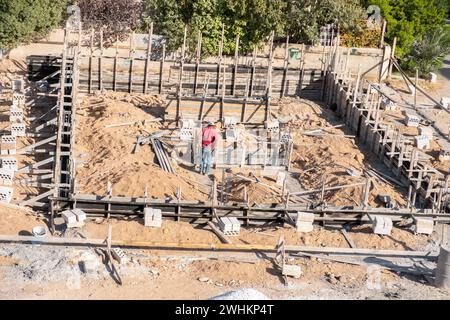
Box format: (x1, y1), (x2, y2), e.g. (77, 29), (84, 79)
(207, 121), (215, 126)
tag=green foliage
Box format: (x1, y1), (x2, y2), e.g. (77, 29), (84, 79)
(361, 0), (449, 58)
(143, 0), (286, 56)
(285, 0), (367, 44)
(0, 0), (67, 51)
(405, 27), (450, 76)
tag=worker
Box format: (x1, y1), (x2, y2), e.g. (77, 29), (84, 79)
(200, 121), (220, 175)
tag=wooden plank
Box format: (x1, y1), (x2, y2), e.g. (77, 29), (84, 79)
(143, 23), (153, 94)
(99, 28), (103, 91)
(0, 235), (438, 258)
(231, 35), (240, 96)
(281, 35), (289, 98)
(159, 44), (165, 94)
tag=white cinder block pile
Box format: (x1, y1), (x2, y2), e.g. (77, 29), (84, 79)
(61, 209), (87, 228)
(218, 217), (241, 236)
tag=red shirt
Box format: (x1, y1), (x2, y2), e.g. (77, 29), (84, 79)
(202, 126), (220, 148)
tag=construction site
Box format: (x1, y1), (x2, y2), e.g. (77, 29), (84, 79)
(1, 9), (450, 300)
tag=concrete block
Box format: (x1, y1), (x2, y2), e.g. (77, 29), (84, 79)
(429, 72), (438, 83)
(9, 108), (24, 122)
(1, 135), (16, 145)
(276, 171), (286, 187)
(0, 157), (18, 171)
(144, 207), (162, 228)
(111, 248), (129, 264)
(266, 120), (280, 133)
(11, 123), (26, 137)
(419, 126), (433, 139)
(61, 210), (77, 224)
(372, 216), (393, 235)
(438, 150), (450, 162)
(282, 264), (302, 278)
(280, 131), (293, 143)
(414, 218), (434, 235)
(223, 117), (238, 129)
(11, 80), (24, 93)
(80, 259), (99, 274)
(405, 114), (420, 127)
(415, 135), (431, 150)
(0, 168), (14, 186)
(71, 209), (87, 222)
(180, 128), (194, 141)
(296, 212), (315, 223)
(218, 217), (240, 235)
(381, 97), (397, 111)
(441, 97), (450, 110)
(0, 186), (13, 203)
(180, 119), (195, 129)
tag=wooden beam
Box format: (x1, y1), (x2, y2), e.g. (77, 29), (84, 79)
(206, 221), (232, 244)
(144, 23), (153, 94)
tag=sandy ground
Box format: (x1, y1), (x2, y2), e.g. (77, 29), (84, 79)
(0, 204), (448, 300)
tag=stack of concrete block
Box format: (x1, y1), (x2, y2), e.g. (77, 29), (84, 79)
(405, 114), (420, 127)
(218, 217), (240, 236)
(295, 212), (315, 233)
(414, 218), (434, 235)
(0, 158), (18, 172)
(61, 209), (87, 228)
(266, 120), (280, 133)
(372, 216), (393, 235)
(0, 169), (14, 186)
(441, 97), (450, 110)
(223, 116), (238, 129)
(0, 186), (13, 204)
(415, 135), (431, 150)
(144, 207), (162, 228)
(282, 264), (302, 279)
(11, 123), (26, 137)
(9, 109), (24, 123)
(280, 131), (293, 143)
(180, 119), (195, 141)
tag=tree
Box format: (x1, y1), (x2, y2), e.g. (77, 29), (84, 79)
(142, 0), (285, 56)
(77, 0), (142, 45)
(0, 0), (67, 51)
(361, 0), (449, 58)
(284, 0), (366, 44)
(405, 27), (450, 76)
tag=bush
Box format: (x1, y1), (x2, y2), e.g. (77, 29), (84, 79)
(0, 0), (67, 51)
(405, 27), (450, 77)
(361, 0), (449, 58)
(77, 0), (143, 45)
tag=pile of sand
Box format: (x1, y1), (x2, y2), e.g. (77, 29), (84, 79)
(75, 92), (210, 201)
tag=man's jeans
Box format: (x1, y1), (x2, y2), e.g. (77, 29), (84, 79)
(200, 146), (213, 175)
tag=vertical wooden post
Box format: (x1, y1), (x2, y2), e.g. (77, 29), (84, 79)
(380, 19), (387, 49)
(281, 35), (290, 98)
(88, 29), (94, 94)
(128, 31), (135, 93)
(98, 27), (103, 91)
(299, 44), (305, 98)
(388, 37), (397, 78)
(144, 23), (153, 94)
(216, 24), (224, 96)
(159, 44), (165, 94)
(249, 48), (256, 97)
(113, 35), (118, 91)
(265, 31), (274, 122)
(231, 35), (240, 96)
(414, 69), (418, 109)
(177, 26), (188, 123)
(221, 65), (226, 120)
(193, 30), (202, 94)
